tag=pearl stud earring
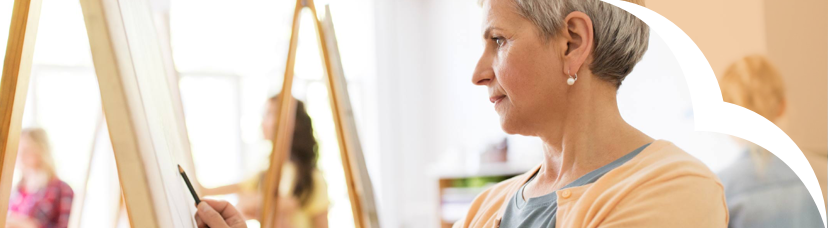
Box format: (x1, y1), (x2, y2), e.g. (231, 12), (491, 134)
(567, 70), (578, 86)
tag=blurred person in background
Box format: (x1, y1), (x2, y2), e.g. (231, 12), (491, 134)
(6, 128), (73, 228)
(717, 54), (823, 228)
(200, 96), (329, 228)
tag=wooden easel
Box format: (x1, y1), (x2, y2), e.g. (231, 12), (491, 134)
(78, 0), (200, 226)
(260, 0), (379, 228)
(0, 0), (130, 226)
(0, 0), (378, 227)
(0, 0), (41, 225)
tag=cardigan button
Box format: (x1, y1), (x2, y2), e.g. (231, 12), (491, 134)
(560, 189), (572, 199)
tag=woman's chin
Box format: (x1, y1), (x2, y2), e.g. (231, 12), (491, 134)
(499, 114), (541, 136)
(498, 117), (522, 135)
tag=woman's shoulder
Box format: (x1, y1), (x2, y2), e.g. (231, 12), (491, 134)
(301, 168), (330, 214)
(578, 140), (729, 227)
(41, 178), (74, 203)
(592, 139), (725, 206)
(310, 168), (328, 189)
(621, 140), (720, 181)
(49, 178), (73, 194)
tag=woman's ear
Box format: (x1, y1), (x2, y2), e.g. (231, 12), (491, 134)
(562, 11), (594, 76)
(777, 99), (787, 120)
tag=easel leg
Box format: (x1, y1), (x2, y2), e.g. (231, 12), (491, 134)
(0, 0), (42, 225)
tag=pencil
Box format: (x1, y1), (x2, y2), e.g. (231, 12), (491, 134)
(178, 164), (201, 206)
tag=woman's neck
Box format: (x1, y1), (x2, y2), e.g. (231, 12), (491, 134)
(22, 169), (50, 191)
(530, 80), (653, 195)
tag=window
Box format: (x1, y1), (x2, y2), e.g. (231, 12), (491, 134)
(179, 75), (244, 188)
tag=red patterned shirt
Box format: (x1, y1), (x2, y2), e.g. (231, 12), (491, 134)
(9, 178), (74, 228)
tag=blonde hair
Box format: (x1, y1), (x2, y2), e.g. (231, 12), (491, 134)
(20, 128), (57, 179)
(483, 0), (649, 88)
(720, 55), (786, 122)
(719, 55), (787, 172)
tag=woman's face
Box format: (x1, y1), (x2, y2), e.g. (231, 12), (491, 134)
(262, 101), (278, 140)
(16, 136), (41, 170)
(472, 0), (570, 136)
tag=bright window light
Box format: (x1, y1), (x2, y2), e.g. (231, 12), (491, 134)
(179, 75), (244, 188)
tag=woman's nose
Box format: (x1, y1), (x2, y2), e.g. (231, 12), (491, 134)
(472, 55), (494, 86)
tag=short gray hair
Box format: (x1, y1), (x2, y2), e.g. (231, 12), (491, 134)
(509, 0), (649, 88)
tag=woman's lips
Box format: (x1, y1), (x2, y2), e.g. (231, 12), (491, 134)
(490, 95), (506, 104)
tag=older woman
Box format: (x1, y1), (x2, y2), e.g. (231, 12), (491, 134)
(458, 0), (727, 227)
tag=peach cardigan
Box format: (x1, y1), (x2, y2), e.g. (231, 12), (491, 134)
(453, 140), (729, 228)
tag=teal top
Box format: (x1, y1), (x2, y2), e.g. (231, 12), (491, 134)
(499, 143), (651, 228)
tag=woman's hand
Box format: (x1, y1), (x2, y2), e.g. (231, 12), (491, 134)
(195, 199), (247, 228)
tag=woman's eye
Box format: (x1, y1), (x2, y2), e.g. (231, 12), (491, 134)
(492, 37), (505, 47)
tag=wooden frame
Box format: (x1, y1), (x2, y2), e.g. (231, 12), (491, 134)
(79, 0), (159, 225)
(80, 0), (198, 227)
(317, 5), (380, 228)
(261, 1), (379, 228)
(259, 0), (301, 226)
(0, 0), (42, 225)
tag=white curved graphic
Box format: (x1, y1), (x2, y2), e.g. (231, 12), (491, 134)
(604, 0), (827, 227)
